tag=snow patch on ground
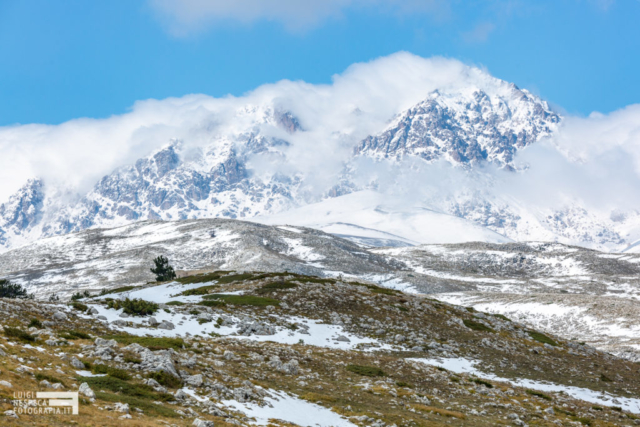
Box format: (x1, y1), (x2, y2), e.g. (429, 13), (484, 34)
(223, 388), (356, 427)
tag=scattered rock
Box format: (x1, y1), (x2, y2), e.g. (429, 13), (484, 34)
(79, 382), (95, 399)
(52, 311), (67, 322)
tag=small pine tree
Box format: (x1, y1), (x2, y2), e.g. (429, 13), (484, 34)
(150, 256), (177, 282)
(0, 279), (32, 299)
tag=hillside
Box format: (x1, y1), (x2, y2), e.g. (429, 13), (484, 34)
(1, 271), (639, 426)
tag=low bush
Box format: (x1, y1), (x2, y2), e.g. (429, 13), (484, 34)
(71, 301), (88, 311)
(600, 373), (612, 382)
(346, 364), (386, 377)
(59, 330), (91, 340)
(99, 286), (139, 296)
(176, 271), (225, 285)
(92, 364), (131, 380)
(28, 318), (43, 329)
(469, 378), (493, 388)
(148, 371), (182, 389)
(3, 326), (35, 342)
(492, 313), (511, 322)
(71, 290), (91, 300)
(107, 298), (158, 316)
(165, 300), (185, 306)
(202, 294), (279, 307)
(180, 286), (217, 296)
(463, 319), (494, 333)
(527, 389), (551, 400)
(528, 331), (557, 346)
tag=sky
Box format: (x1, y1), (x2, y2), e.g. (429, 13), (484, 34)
(1, 0), (639, 126)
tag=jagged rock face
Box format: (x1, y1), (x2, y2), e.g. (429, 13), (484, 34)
(355, 86), (560, 166)
(0, 179), (45, 245)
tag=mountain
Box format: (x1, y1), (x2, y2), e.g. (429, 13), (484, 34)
(0, 70), (568, 251)
(355, 84), (560, 165)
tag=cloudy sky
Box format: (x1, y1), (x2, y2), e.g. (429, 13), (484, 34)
(1, 0), (639, 125)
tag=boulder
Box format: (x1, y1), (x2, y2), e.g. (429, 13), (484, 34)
(193, 419), (215, 427)
(79, 382), (95, 399)
(69, 357), (85, 369)
(184, 374), (203, 387)
(52, 312), (68, 322)
(158, 321), (175, 330)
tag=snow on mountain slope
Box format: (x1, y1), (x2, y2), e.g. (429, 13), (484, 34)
(254, 190), (513, 246)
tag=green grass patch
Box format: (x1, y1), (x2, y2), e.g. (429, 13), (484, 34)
(395, 381), (413, 388)
(123, 355), (142, 364)
(148, 371), (182, 389)
(105, 335), (187, 351)
(469, 378), (493, 388)
(492, 313), (511, 322)
(528, 331), (558, 346)
(202, 294), (279, 307)
(28, 318), (43, 329)
(92, 364), (132, 380)
(175, 271), (226, 285)
(95, 391), (177, 418)
(215, 272), (257, 284)
(3, 326), (35, 342)
(165, 300), (185, 306)
(526, 389), (551, 400)
(346, 364), (386, 377)
(197, 318), (212, 324)
(107, 298), (158, 316)
(463, 319), (495, 333)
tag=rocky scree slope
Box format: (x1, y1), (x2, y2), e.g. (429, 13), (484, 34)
(1, 271), (640, 426)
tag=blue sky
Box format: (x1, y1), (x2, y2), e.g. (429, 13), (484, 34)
(0, 0), (639, 125)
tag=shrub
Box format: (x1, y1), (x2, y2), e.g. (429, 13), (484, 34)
(3, 326), (35, 342)
(148, 371), (182, 389)
(0, 280), (32, 299)
(526, 389), (551, 400)
(492, 313), (511, 321)
(600, 373), (612, 382)
(528, 331), (558, 346)
(92, 365), (131, 380)
(150, 256), (176, 282)
(71, 301), (88, 311)
(202, 294), (279, 307)
(107, 298), (158, 316)
(165, 300), (185, 306)
(71, 290), (91, 300)
(59, 330), (91, 340)
(346, 364), (386, 377)
(28, 319), (43, 329)
(463, 319), (494, 333)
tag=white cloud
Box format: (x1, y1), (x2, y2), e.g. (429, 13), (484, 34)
(148, 0), (450, 35)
